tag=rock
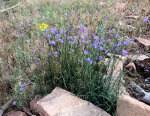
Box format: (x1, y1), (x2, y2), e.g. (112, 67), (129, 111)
(125, 62), (136, 74)
(5, 111), (27, 116)
(117, 95), (150, 116)
(127, 54), (149, 61)
(30, 87), (110, 116)
(135, 37), (150, 51)
(134, 58), (150, 78)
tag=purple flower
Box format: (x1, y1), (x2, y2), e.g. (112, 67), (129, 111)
(36, 62), (40, 66)
(136, 51), (140, 54)
(93, 44), (98, 48)
(94, 40), (99, 44)
(70, 30), (73, 33)
(105, 49), (109, 53)
(131, 37), (134, 41)
(79, 25), (84, 30)
(60, 39), (63, 43)
(41, 49), (44, 52)
(84, 50), (88, 55)
(85, 40), (88, 44)
(47, 34), (50, 37)
(99, 41), (103, 45)
(124, 40), (130, 46)
(50, 40), (56, 45)
(115, 47), (119, 51)
(81, 37), (84, 40)
(76, 35), (79, 39)
(34, 57), (37, 60)
(72, 49), (74, 52)
(86, 58), (90, 62)
(60, 30), (64, 34)
(90, 60), (93, 64)
(48, 53), (51, 56)
(99, 55), (103, 60)
(68, 41), (74, 44)
(94, 36), (98, 40)
(104, 16), (107, 20)
(109, 30), (112, 33)
(50, 29), (55, 34)
(65, 13), (68, 17)
(33, 49), (36, 53)
(64, 33), (66, 37)
(91, 34), (94, 36)
(116, 34), (120, 38)
(13, 101), (16, 105)
(29, 24), (31, 26)
(112, 44), (115, 48)
(20, 88), (23, 91)
(107, 39), (110, 42)
(43, 39), (46, 41)
(122, 50), (128, 55)
(143, 17), (148, 22)
(21, 84), (24, 87)
(117, 41), (122, 46)
(67, 27), (70, 30)
(99, 46), (104, 50)
(85, 35), (89, 38)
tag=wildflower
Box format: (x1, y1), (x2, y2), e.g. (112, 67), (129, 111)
(64, 33), (66, 37)
(115, 47), (119, 51)
(116, 34), (120, 38)
(76, 35), (79, 39)
(33, 49), (36, 53)
(91, 34), (94, 36)
(94, 36), (98, 40)
(99, 46), (104, 50)
(29, 24), (31, 26)
(117, 41), (122, 46)
(124, 40), (130, 46)
(136, 51), (140, 54)
(53, 11), (56, 14)
(81, 37), (84, 40)
(80, 8), (83, 10)
(34, 57), (37, 60)
(60, 30), (64, 34)
(85, 40), (89, 44)
(41, 49), (44, 52)
(90, 60), (93, 64)
(79, 25), (84, 30)
(107, 39), (110, 42)
(70, 30), (73, 33)
(68, 41), (74, 44)
(109, 30), (112, 33)
(43, 39), (46, 41)
(54, 24), (59, 27)
(65, 13), (68, 17)
(85, 35), (89, 38)
(36, 62), (40, 66)
(99, 55), (103, 60)
(97, 18), (100, 22)
(84, 50), (88, 55)
(99, 41), (103, 45)
(49, 40), (56, 45)
(13, 101), (16, 105)
(104, 16), (107, 20)
(122, 50), (128, 56)
(21, 84), (25, 87)
(112, 44), (115, 48)
(20, 88), (23, 91)
(60, 39), (63, 43)
(93, 44), (98, 48)
(131, 37), (134, 41)
(67, 27), (70, 30)
(143, 17), (148, 22)
(47, 34), (50, 37)
(86, 58), (90, 62)
(72, 49), (74, 52)
(48, 53), (51, 56)
(105, 49), (109, 53)
(55, 51), (59, 57)
(38, 23), (48, 31)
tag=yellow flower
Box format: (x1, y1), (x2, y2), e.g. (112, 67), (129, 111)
(38, 23), (49, 31)
(53, 12), (56, 14)
(80, 8), (83, 10)
(54, 24), (59, 27)
(97, 18), (100, 22)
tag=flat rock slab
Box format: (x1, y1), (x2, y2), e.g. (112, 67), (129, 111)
(30, 87), (110, 116)
(117, 95), (150, 116)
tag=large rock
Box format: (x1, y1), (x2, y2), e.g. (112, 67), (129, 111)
(5, 111), (27, 116)
(117, 95), (150, 116)
(30, 87), (110, 116)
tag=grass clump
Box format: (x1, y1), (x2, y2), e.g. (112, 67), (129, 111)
(1, 0), (145, 115)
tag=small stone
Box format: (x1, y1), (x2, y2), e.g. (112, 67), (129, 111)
(125, 62), (136, 74)
(5, 111), (27, 116)
(117, 95), (150, 116)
